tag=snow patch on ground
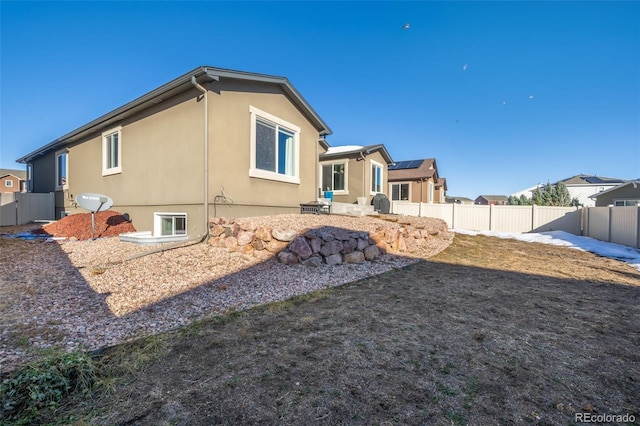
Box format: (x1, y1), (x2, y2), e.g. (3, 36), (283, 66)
(453, 229), (640, 271)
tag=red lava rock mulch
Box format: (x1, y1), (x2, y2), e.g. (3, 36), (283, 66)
(39, 210), (136, 240)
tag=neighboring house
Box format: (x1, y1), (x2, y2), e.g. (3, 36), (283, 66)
(318, 144), (393, 204)
(387, 158), (447, 204)
(475, 195), (508, 205)
(445, 196), (474, 205)
(556, 174), (627, 207)
(0, 169), (27, 193)
(590, 180), (640, 206)
(510, 184), (543, 199)
(17, 66), (332, 237)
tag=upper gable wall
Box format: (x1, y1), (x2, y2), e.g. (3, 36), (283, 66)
(595, 185), (640, 206)
(207, 79), (321, 209)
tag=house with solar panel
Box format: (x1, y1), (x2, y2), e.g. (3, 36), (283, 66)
(555, 175), (627, 207)
(318, 144), (394, 207)
(387, 158), (447, 204)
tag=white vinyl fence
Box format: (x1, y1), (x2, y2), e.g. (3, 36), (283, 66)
(391, 202), (582, 235)
(0, 192), (55, 226)
(584, 206), (640, 249)
(390, 202), (640, 249)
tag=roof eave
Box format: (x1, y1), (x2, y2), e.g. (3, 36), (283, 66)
(17, 66), (332, 163)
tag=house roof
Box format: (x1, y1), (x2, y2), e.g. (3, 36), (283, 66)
(588, 180), (640, 199)
(446, 196), (474, 204)
(17, 66), (332, 164)
(320, 144), (394, 164)
(387, 158), (438, 181)
(557, 174), (627, 186)
(0, 168), (26, 180)
(476, 195), (508, 202)
(436, 177), (447, 191)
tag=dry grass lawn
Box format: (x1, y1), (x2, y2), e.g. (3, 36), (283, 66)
(4, 232), (640, 425)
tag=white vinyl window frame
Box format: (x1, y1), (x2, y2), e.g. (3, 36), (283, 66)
(154, 212), (187, 236)
(26, 164), (33, 192)
(5, 180), (13, 188)
(370, 159), (384, 195)
(102, 126), (122, 176)
(55, 149), (68, 190)
(614, 199), (640, 206)
(319, 160), (348, 194)
(389, 182), (411, 201)
(249, 106), (301, 185)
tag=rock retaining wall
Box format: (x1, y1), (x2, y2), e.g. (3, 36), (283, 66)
(209, 216), (450, 266)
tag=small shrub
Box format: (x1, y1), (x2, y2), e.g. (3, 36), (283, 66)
(1, 351), (97, 423)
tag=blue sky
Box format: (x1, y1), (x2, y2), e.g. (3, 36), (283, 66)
(1, 1), (638, 199)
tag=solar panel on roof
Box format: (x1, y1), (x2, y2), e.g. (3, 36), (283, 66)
(584, 176), (605, 184)
(389, 160), (422, 170)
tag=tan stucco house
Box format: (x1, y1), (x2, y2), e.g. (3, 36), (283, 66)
(17, 66), (332, 238)
(0, 169), (26, 193)
(387, 158), (447, 204)
(318, 144), (393, 205)
(590, 180), (640, 206)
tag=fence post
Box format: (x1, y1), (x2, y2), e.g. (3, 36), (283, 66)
(607, 206), (612, 242)
(532, 205), (537, 231)
(452, 203), (456, 229)
(489, 204), (495, 231)
(584, 207), (590, 237)
(637, 206), (640, 249)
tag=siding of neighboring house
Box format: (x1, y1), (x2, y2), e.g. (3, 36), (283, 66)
(557, 175), (626, 207)
(0, 169), (27, 193)
(320, 150), (389, 205)
(593, 182), (640, 206)
(475, 196), (507, 205)
(21, 69), (330, 235)
(388, 159), (446, 204)
(1, 175), (22, 193)
(566, 185), (619, 207)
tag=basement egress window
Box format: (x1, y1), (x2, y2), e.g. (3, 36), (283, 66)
(154, 213), (187, 236)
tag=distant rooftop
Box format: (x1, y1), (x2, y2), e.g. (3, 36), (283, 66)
(557, 174), (626, 185)
(324, 145), (364, 155)
(0, 168), (26, 180)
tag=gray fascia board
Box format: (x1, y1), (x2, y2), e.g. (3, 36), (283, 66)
(364, 144), (394, 164)
(320, 144), (394, 164)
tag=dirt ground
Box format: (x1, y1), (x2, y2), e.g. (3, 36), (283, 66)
(29, 233), (634, 426)
(2, 227), (639, 425)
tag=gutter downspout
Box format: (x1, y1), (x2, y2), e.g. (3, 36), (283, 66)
(191, 76), (209, 240)
(359, 151), (366, 201)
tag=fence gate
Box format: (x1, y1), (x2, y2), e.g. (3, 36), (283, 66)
(0, 192), (55, 226)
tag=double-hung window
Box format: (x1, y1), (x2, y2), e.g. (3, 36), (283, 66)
(55, 149), (68, 190)
(102, 127), (122, 176)
(321, 162), (347, 193)
(370, 160), (383, 194)
(5, 180), (13, 188)
(390, 182), (410, 201)
(249, 106), (300, 184)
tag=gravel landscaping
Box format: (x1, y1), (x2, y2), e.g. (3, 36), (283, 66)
(0, 214), (452, 373)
